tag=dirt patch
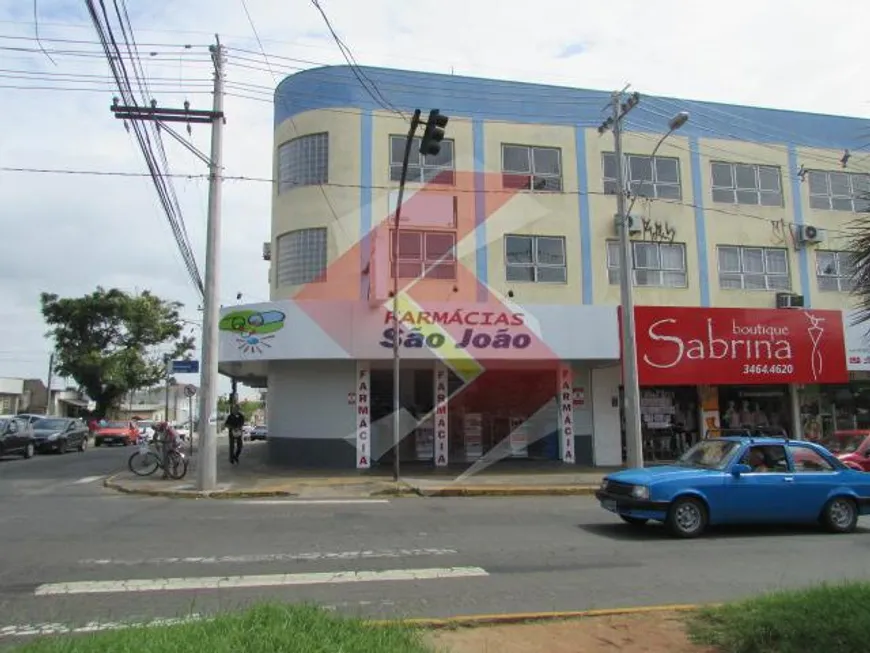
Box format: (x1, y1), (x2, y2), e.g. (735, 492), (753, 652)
(426, 611), (714, 653)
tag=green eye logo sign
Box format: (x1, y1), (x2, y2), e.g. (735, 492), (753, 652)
(219, 309), (286, 355)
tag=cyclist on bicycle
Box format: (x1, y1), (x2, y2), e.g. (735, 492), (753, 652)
(154, 422), (180, 452)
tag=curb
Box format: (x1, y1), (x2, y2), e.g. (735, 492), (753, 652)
(376, 604), (705, 629)
(103, 474), (599, 499)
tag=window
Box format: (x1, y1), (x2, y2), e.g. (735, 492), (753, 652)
(718, 245), (790, 290)
(606, 241), (687, 288)
(739, 445), (789, 472)
(275, 228), (327, 286)
(817, 250), (856, 292)
(501, 145), (562, 191)
(807, 170), (870, 212)
(390, 230), (456, 279)
(389, 136), (454, 184)
(277, 133), (328, 192)
(602, 153), (682, 200)
(787, 444), (835, 472)
(711, 162), (782, 206)
(504, 235), (567, 283)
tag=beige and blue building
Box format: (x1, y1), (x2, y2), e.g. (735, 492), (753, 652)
(219, 65), (870, 469)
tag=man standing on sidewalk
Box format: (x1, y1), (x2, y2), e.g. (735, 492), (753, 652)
(224, 405), (246, 465)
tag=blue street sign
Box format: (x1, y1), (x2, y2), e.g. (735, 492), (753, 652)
(171, 359), (200, 374)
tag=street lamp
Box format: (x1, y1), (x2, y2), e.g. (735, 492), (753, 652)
(612, 106), (689, 469)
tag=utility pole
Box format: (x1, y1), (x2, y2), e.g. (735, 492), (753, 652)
(599, 90), (644, 469)
(46, 353), (54, 415)
(110, 36), (226, 491)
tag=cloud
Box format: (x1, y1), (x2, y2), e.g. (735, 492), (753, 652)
(1, 0), (868, 392)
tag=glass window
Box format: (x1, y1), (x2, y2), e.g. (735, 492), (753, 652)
(787, 444), (835, 472)
(502, 145), (563, 192)
(710, 161), (782, 206)
(277, 133), (328, 192)
(389, 136), (455, 185)
(606, 241), (687, 288)
(504, 234), (567, 283)
(602, 152), (682, 200)
(717, 245), (790, 291)
(389, 230), (456, 279)
(275, 228), (328, 286)
(816, 250), (855, 292)
(807, 170), (870, 212)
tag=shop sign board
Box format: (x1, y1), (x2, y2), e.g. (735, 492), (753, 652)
(434, 364), (449, 467)
(558, 364), (575, 463)
(844, 309), (870, 371)
(355, 365), (371, 469)
(633, 306), (848, 386)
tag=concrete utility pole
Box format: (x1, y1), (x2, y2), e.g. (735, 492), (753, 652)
(45, 353), (54, 415)
(110, 35), (226, 491)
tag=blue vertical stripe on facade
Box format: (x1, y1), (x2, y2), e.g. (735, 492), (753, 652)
(689, 136), (711, 306)
(359, 109), (373, 300)
(575, 127), (593, 304)
(472, 118), (488, 302)
(788, 144), (812, 308)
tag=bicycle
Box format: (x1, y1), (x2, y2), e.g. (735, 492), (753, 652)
(128, 437), (188, 479)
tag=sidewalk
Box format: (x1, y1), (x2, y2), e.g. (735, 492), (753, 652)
(104, 439), (614, 499)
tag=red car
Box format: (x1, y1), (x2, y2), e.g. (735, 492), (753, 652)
(821, 430), (870, 471)
(93, 420), (138, 447)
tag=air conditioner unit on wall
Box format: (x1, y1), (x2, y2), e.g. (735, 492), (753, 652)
(776, 292), (804, 309)
(614, 213), (641, 235)
(798, 225), (826, 244)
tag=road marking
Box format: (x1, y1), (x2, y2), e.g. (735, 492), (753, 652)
(79, 547), (459, 566)
(241, 499), (391, 505)
(73, 476), (104, 484)
(35, 566), (489, 595)
(0, 616), (203, 639)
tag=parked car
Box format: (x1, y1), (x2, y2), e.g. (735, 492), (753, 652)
(135, 420), (156, 442)
(595, 436), (870, 538)
(173, 423), (190, 441)
(93, 420), (138, 446)
(0, 415), (36, 459)
(16, 413), (46, 425)
(31, 417), (89, 454)
(249, 425), (267, 441)
(820, 431), (870, 472)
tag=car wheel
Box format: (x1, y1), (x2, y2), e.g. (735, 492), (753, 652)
(666, 497), (708, 539)
(619, 515), (648, 527)
(821, 496), (858, 533)
(23, 442), (34, 459)
(78, 437), (88, 453)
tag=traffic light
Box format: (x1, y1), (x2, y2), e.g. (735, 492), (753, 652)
(419, 109), (449, 157)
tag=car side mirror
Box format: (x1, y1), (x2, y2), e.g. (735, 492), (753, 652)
(732, 463), (752, 476)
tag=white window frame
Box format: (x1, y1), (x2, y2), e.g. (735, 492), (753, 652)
(605, 241), (688, 288)
(807, 170), (870, 212)
(277, 132), (329, 193)
(275, 227), (328, 286)
(504, 234), (568, 284)
(501, 144), (563, 192)
(816, 250), (855, 292)
(389, 136), (455, 185)
(602, 152), (682, 200)
(717, 245), (791, 291)
(389, 229), (457, 280)
(711, 161), (783, 206)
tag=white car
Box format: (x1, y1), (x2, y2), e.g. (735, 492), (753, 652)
(136, 420), (156, 442)
(174, 424), (190, 441)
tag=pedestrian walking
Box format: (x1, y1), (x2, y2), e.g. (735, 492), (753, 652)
(224, 405), (246, 465)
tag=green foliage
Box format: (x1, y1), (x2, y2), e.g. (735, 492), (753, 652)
(13, 603), (431, 653)
(217, 396), (262, 421)
(688, 581), (870, 653)
(40, 287), (194, 417)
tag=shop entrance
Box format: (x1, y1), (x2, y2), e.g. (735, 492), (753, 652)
(369, 367), (438, 466)
(637, 386), (700, 463)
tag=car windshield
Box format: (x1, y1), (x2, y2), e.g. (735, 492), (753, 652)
(33, 419), (69, 430)
(0, 418), (7, 430)
(675, 439), (741, 470)
(103, 421), (127, 429)
(824, 434), (867, 454)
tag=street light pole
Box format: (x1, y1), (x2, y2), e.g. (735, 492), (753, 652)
(601, 92), (688, 469)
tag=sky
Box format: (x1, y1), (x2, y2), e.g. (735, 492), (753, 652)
(0, 0), (868, 398)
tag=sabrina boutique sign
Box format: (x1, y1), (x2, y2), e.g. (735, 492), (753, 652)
(633, 306), (848, 386)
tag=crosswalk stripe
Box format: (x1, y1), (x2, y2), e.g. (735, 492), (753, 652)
(0, 616), (204, 638)
(241, 499), (390, 505)
(73, 476), (104, 485)
(34, 566), (489, 595)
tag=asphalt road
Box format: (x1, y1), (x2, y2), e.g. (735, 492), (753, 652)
(3, 445), (870, 644)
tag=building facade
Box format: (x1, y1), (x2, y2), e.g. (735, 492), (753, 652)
(219, 65), (870, 469)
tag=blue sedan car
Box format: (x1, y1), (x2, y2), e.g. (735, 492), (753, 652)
(595, 436), (870, 538)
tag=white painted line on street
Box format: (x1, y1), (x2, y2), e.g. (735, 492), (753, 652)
(73, 476), (104, 485)
(79, 547), (459, 566)
(0, 615), (204, 639)
(241, 499), (391, 505)
(35, 566), (489, 596)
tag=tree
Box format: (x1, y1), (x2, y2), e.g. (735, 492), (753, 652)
(217, 395), (262, 422)
(40, 287), (195, 417)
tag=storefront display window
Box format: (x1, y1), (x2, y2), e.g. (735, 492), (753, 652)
(800, 381), (870, 442)
(718, 386), (790, 436)
(639, 387), (699, 462)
